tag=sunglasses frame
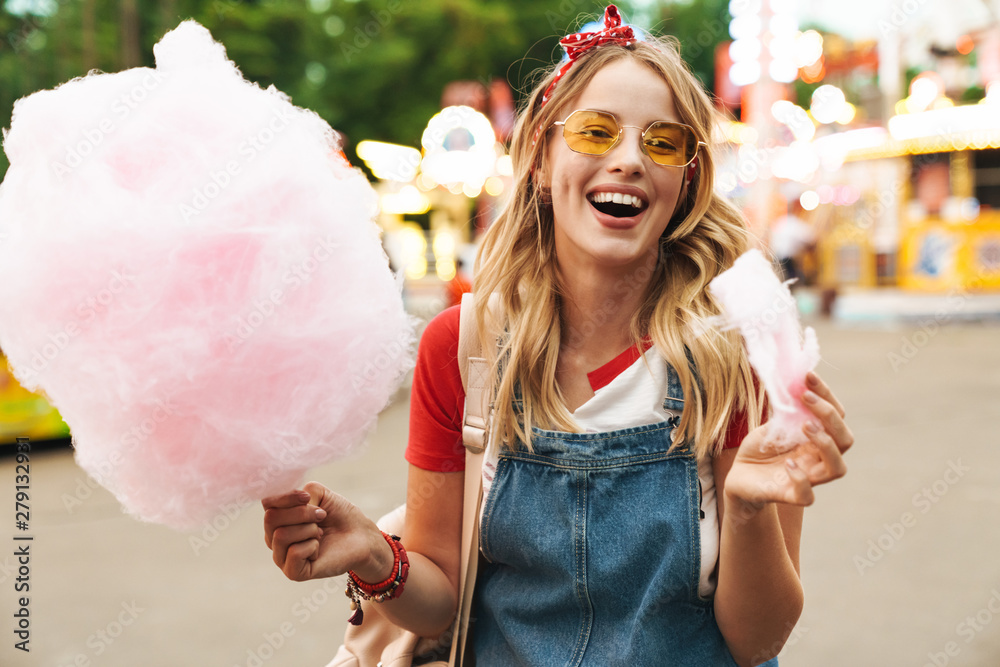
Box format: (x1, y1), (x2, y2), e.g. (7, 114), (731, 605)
(552, 109), (707, 168)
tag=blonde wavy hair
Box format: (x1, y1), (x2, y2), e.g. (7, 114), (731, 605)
(473, 36), (765, 459)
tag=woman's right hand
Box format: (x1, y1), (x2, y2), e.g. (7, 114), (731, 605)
(262, 481), (393, 583)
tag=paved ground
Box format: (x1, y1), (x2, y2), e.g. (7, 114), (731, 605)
(2, 317), (999, 667)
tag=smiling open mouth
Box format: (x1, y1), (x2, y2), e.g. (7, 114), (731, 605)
(587, 192), (648, 218)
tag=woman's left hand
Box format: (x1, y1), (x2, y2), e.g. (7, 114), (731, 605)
(724, 371), (854, 508)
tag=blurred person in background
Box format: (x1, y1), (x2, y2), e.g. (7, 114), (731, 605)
(770, 199), (815, 287)
(445, 258), (472, 308)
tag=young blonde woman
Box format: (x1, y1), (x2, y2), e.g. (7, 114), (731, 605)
(263, 7), (853, 665)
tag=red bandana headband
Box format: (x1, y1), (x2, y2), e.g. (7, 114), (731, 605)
(540, 5), (637, 109)
(531, 5), (637, 148)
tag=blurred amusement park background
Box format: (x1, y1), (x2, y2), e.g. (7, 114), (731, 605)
(1, 0), (999, 441)
(2, 3), (1000, 667)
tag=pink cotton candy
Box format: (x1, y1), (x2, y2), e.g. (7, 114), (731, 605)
(0, 21), (414, 530)
(708, 249), (820, 451)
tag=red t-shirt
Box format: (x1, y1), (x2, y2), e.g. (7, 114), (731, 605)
(405, 305), (757, 472)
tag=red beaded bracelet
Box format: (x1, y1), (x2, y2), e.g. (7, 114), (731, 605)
(345, 531), (409, 626)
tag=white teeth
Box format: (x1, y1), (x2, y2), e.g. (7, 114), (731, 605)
(588, 192), (646, 208)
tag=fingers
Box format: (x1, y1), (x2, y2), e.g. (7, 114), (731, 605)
(725, 458), (815, 509)
(302, 481), (331, 508)
(263, 495), (327, 550)
(781, 458), (815, 506)
(284, 540), (321, 579)
(805, 372), (846, 418)
(801, 385), (854, 454)
(262, 481), (333, 511)
(262, 489), (311, 511)
(271, 521), (323, 571)
(800, 420), (848, 483)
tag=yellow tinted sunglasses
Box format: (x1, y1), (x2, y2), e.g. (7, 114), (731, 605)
(552, 109), (706, 167)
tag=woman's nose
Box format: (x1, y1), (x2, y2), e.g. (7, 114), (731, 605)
(605, 127), (646, 175)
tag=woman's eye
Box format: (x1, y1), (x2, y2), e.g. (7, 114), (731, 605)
(579, 127), (614, 139)
(646, 139), (678, 153)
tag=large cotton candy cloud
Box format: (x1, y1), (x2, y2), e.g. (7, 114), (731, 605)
(709, 249), (820, 450)
(0, 21), (413, 529)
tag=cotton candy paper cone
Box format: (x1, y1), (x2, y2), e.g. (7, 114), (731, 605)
(709, 249), (820, 451)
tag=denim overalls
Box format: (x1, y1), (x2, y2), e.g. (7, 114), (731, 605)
(471, 363), (779, 667)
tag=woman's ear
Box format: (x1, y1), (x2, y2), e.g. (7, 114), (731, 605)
(532, 155), (549, 188)
(532, 163), (552, 203)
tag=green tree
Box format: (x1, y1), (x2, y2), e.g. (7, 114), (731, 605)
(651, 0), (731, 92)
(0, 0), (723, 178)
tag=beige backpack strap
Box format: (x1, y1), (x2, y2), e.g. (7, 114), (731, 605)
(451, 446), (483, 665)
(458, 292), (489, 455)
(450, 291), (491, 665)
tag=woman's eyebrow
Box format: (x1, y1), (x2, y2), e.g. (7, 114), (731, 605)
(575, 107), (679, 125)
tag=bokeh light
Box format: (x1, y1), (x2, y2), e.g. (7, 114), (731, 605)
(799, 190), (820, 210)
(811, 85), (847, 124)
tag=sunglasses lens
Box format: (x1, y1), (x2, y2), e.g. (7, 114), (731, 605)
(562, 111), (619, 155)
(643, 123), (698, 166)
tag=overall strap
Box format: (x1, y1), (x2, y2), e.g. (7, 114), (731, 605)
(450, 291), (490, 665)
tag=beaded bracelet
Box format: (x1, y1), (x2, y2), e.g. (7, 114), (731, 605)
(345, 531), (410, 626)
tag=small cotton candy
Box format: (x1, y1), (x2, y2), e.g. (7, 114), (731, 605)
(0, 21), (414, 530)
(708, 249), (820, 451)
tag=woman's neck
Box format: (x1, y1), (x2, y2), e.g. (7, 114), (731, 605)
(557, 252), (656, 360)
